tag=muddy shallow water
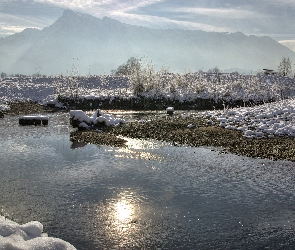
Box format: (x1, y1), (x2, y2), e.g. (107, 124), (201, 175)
(0, 111), (295, 249)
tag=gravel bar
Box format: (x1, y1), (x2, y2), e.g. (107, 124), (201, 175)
(109, 116), (295, 162)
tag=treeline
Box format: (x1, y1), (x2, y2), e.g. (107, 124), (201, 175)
(0, 72), (47, 78)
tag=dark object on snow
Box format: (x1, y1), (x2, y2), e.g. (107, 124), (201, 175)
(166, 107), (174, 115)
(263, 69), (277, 75)
(19, 116), (49, 126)
(0, 111), (3, 118)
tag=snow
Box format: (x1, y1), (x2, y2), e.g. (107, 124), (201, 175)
(69, 110), (93, 124)
(202, 98), (295, 138)
(1, 73), (294, 111)
(0, 216), (76, 250)
(70, 109), (125, 127)
(19, 115), (49, 120)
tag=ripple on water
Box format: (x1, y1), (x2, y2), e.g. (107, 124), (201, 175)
(1, 112), (295, 249)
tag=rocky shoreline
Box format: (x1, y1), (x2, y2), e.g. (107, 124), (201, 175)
(70, 131), (127, 147)
(70, 115), (295, 162)
(109, 116), (295, 162)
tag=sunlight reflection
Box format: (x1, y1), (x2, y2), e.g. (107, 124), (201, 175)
(124, 137), (169, 150)
(94, 189), (144, 246)
(7, 144), (30, 153)
(114, 149), (159, 161)
(111, 190), (137, 226)
(114, 198), (134, 221)
(114, 138), (165, 161)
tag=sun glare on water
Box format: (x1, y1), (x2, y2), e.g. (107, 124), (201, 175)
(114, 199), (134, 221)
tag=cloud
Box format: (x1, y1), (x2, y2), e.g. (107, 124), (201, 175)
(0, 8), (47, 36)
(166, 7), (263, 20)
(34, 0), (103, 9)
(27, 0), (168, 24)
(111, 11), (230, 32)
(0, 12), (52, 29)
(0, 25), (27, 36)
(33, 0), (166, 12)
(279, 40), (295, 52)
(264, 0), (295, 8)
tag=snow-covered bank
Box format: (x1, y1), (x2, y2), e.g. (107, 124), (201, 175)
(203, 98), (295, 139)
(1, 74), (295, 140)
(1, 73), (294, 111)
(0, 216), (76, 250)
(0, 76), (130, 110)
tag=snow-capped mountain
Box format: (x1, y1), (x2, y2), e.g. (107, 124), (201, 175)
(0, 9), (294, 75)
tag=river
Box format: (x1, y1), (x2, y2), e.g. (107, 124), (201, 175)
(0, 111), (295, 249)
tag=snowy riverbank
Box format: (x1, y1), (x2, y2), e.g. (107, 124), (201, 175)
(1, 73), (294, 111)
(1, 74), (295, 161)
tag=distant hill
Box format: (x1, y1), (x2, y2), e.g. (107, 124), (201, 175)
(0, 9), (295, 75)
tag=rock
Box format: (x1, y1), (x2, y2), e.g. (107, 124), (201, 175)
(166, 107), (174, 115)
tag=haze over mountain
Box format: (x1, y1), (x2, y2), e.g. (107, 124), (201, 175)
(0, 9), (294, 76)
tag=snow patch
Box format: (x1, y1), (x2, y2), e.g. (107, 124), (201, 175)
(0, 216), (76, 250)
(70, 109), (125, 129)
(203, 98), (295, 138)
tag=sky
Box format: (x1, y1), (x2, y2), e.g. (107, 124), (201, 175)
(0, 0), (295, 51)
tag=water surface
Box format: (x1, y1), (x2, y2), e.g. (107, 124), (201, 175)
(0, 112), (295, 249)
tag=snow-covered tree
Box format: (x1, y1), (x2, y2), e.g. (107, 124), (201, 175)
(207, 67), (221, 74)
(278, 57), (292, 76)
(112, 57), (141, 76)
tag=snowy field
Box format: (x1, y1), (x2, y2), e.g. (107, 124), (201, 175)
(1, 73), (294, 109)
(0, 76), (131, 110)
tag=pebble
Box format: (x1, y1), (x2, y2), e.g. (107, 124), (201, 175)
(110, 116), (295, 162)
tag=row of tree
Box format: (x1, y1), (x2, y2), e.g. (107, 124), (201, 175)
(112, 57), (295, 77)
(111, 57), (223, 76)
(0, 57), (294, 79)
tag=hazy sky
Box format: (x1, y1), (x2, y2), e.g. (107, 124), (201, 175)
(0, 0), (295, 50)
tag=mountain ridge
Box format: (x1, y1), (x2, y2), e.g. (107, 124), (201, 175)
(0, 9), (294, 75)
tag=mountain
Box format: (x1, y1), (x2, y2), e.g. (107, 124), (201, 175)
(0, 9), (295, 75)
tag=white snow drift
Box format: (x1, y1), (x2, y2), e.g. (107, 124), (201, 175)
(70, 109), (125, 128)
(202, 98), (295, 138)
(0, 216), (76, 250)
